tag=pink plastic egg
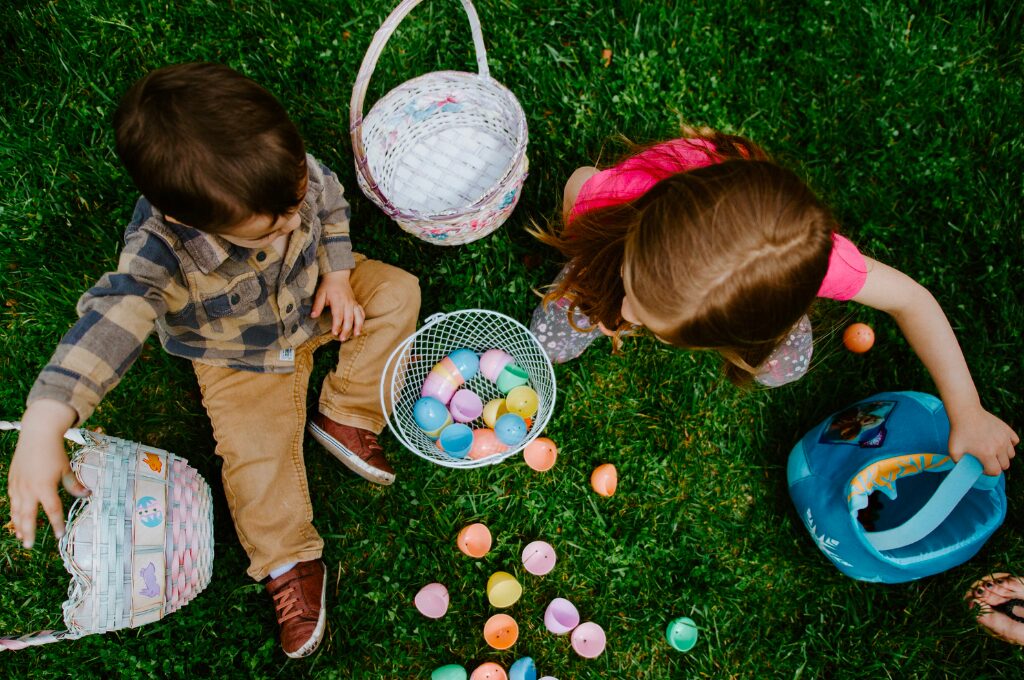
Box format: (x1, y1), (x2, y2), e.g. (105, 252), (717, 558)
(543, 597), (580, 635)
(449, 389), (484, 423)
(521, 540), (557, 576)
(470, 663), (508, 680)
(469, 428), (508, 460)
(591, 463), (618, 497)
(414, 583), (449, 619)
(571, 621), (606, 658)
(421, 357), (464, 404)
(480, 349), (514, 382)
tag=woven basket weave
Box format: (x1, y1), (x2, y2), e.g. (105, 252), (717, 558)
(351, 0), (529, 245)
(381, 310), (557, 468)
(0, 423), (214, 650)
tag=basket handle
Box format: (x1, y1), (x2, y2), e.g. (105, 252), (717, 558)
(0, 420), (86, 445)
(864, 454), (1000, 552)
(349, 0), (491, 211)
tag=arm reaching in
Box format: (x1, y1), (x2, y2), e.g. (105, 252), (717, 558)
(852, 258), (1018, 475)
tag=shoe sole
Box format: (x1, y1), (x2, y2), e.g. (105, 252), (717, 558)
(307, 421), (395, 486)
(285, 568), (327, 659)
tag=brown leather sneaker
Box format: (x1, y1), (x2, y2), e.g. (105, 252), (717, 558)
(308, 413), (395, 485)
(265, 560), (326, 659)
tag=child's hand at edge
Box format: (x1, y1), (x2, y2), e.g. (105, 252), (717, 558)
(311, 269), (364, 341)
(947, 402), (1018, 476)
(8, 399), (89, 549)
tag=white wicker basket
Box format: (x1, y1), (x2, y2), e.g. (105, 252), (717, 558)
(350, 0), (529, 245)
(381, 310), (556, 468)
(0, 423), (214, 650)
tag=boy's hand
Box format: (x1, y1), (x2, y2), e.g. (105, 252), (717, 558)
(7, 399), (88, 549)
(947, 404), (1018, 476)
(311, 269), (364, 341)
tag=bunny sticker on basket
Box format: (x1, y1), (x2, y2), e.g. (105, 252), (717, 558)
(0, 422), (214, 650)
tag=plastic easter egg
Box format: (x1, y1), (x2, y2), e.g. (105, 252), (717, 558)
(414, 396), (453, 438)
(422, 357), (465, 404)
(482, 398), (509, 429)
(469, 428), (508, 460)
(544, 597), (580, 634)
(480, 349), (514, 382)
(483, 614), (519, 650)
(414, 583), (450, 619)
(508, 657), (537, 680)
(470, 662), (508, 680)
(439, 423), (474, 459)
(571, 621), (606, 658)
(591, 463), (618, 497)
(449, 389), (484, 423)
(666, 616), (699, 652)
(495, 364), (530, 394)
(494, 413), (527, 446)
(521, 540), (557, 576)
(505, 385), (539, 419)
(538, 677), (558, 680)
(487, 571), (523, 608)
(523, 438), (557, 472)
(432, 665), (469, 680)
(457, 523), (492, 558)
(843, 322), (875, 353)
(448, 348), (480, 381)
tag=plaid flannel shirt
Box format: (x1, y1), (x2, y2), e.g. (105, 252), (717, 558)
(28, 154), (354, 424)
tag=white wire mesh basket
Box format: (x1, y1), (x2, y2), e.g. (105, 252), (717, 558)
(350, 0), (529, 245)
(0, 424), (214, 650)
(381, 310), (556, 468)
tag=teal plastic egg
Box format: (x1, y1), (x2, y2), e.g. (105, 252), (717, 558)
(439, 423), (474, 458)
(433, 664), (469, 680)
(448, 348), (480, 381)
(414, 397), (453, 439)
(495, 364), (529, 394)
(494, 413), (527, 446)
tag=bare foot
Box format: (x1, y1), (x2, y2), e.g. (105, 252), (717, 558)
(965, 573), (1024, 646)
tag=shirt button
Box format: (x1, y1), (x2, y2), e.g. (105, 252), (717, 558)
(286, 303), (294, 313)
(291, 324), (299, 334)
(256, 252), (267, 262)
(230, 294), (240, 304)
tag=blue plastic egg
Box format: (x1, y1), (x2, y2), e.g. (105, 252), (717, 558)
(509, 657), (537, 680)
(448, 348), (480, 382)
(494, 413), (527, 446)
(414, 397), (453, 439)
(439, 423), (474, 459)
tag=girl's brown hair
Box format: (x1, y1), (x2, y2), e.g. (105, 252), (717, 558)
(113, 62), (307, 233)
(534, 129), (835, 385)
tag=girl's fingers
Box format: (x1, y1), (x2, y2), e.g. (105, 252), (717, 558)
(39, 489), (65, 542)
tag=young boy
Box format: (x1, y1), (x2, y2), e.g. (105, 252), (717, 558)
(5, 63), (421, 658)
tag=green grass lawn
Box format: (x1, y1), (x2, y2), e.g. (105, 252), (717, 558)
(2, 0), (1022, 677)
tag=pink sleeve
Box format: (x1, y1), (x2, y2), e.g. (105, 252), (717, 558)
(816, 234), (868, 300)
(570, 139), (718, 220)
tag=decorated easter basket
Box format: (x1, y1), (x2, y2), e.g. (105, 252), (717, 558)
(350, 0), (529, 245)
(381, 310), (556, 468)
(0, 422), (214, 650)
(787, 392), (1006, 584)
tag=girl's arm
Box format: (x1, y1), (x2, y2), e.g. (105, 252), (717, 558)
(851, 257), (1018, 475)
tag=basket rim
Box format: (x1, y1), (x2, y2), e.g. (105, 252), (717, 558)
(381, 309), (557, 468)
(358, 70), (529, 222)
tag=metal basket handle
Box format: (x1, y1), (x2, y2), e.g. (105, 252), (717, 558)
(350, 0), (491, 212)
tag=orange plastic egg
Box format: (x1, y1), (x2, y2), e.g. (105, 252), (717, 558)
(457, 522), (492, 558)
(470, 662), (508, 680)
(469, 428), (508, 460)
(523, 437), (558, 472)
(591, 463), (618, 497)
(483, 614), (519, 650)
(843, 323), (875, 353)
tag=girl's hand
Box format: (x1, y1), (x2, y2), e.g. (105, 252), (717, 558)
(7, 399), (88, 549)
(311, 269), (364, 341)
(947, 404), (1019, 476)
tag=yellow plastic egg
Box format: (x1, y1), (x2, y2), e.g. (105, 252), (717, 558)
(504, 385), (539, 419)
(486, 571), (523, 608)
(591, 463), (618, 497)
(482, 398), (508, 429)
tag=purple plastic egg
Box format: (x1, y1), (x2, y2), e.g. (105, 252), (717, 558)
(449, 389), (484, 423)
(480, 349), (514, 382)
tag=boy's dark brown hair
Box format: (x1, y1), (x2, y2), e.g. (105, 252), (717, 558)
(113, 62), (307, 232)
(533, 128), (835, 385)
